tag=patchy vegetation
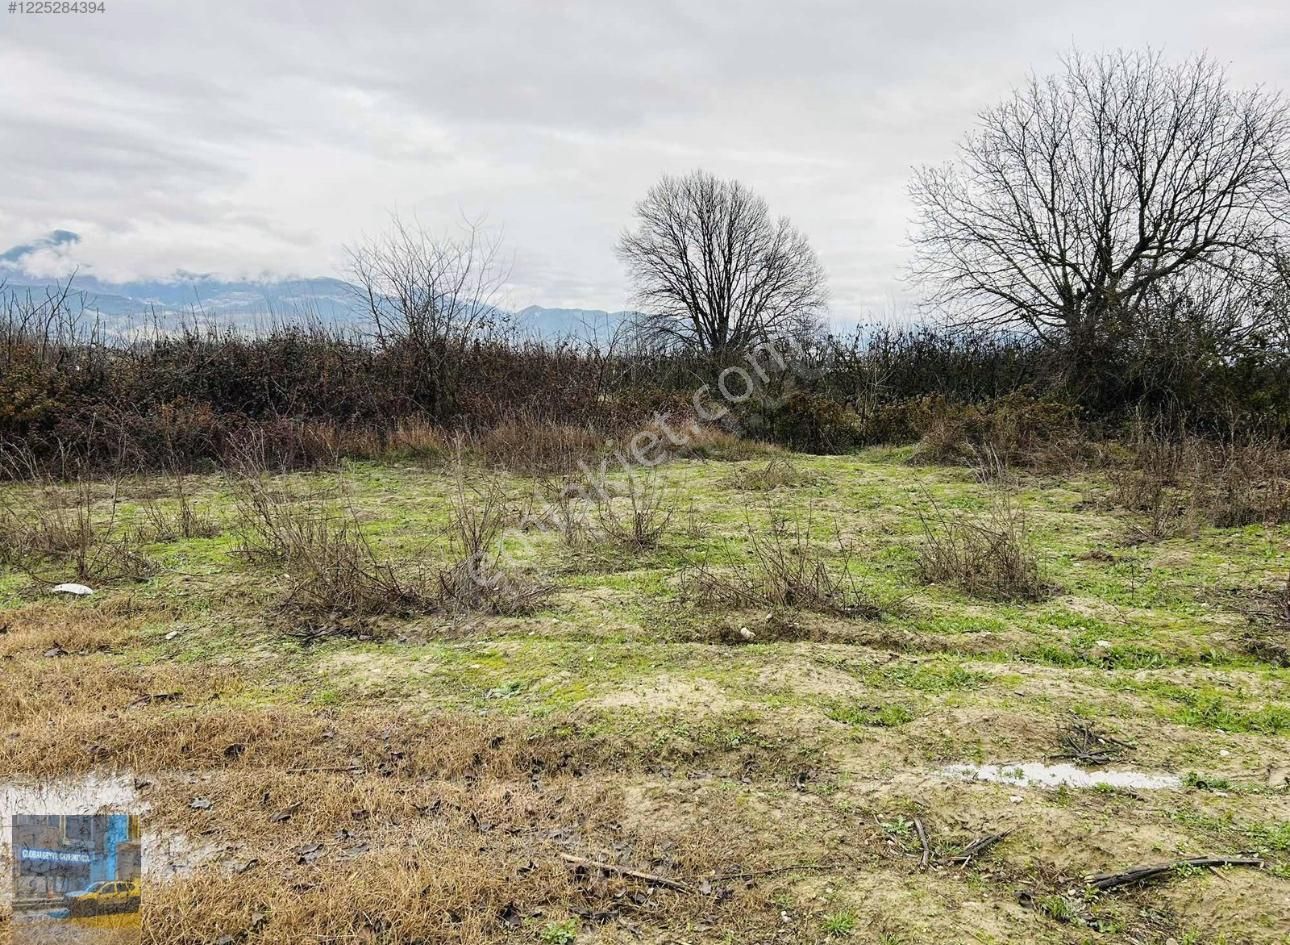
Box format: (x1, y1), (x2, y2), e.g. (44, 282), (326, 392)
(0, 447), (1286, 945)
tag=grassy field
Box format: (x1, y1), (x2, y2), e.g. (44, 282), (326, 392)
(0, 446), (1287, 944)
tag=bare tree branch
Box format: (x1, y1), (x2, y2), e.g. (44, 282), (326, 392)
(347, 216), (510, 419)
(909, 50), (1290, 365)
(617, 170), (827, 353)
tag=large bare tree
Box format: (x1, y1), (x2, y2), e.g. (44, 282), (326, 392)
(910, 50), (1290, 368)
(349, 217), (508, 418)
(617, 170), (827, 353)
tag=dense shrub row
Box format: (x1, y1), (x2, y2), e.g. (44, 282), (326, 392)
(2, 293), (1286, 476)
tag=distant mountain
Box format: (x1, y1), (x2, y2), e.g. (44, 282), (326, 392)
(511, 306), (634, 343)
(0, 271), (631, 342)
(0, 273), (361, 329)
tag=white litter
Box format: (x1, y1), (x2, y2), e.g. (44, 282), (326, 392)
(942, 762), (1181, 791)
(50, 583), (94, 596)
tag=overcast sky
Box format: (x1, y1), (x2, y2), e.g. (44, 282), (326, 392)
(2, 1), (1289, 320)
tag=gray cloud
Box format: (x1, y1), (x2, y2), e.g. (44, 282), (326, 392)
(2, 0), (1288, 317)
(0, 228), (80, 263)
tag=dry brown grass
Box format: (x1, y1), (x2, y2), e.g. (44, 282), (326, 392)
(0, 617), (814, 945)
(1111, 433), (1290, 534)
(668, 424), (781, 462)
(0, 679), (579, 779)
(376, 417), (452, 462)
(476, 419), (604, 475)
(136, 766), (795, 945)
(916, 489), (1048, 601)
(723, 457), (821, 491)
(683, 509), (880, 618)
(0, 601), (149, 660)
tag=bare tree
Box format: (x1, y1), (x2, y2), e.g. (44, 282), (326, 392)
(910, 50), (1290, 371)
(349, 217), (509, 419)
(617, 170), (827, 353)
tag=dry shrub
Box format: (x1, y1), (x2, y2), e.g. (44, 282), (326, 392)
(964, 444), (1013, 485)
(476, 419), (603, 475)
(1111, 432), (1290, 532)
(437, 475), (553, 615)
(134, 472), (221, 542)
(278, 517), (434, 623)
(0, 478), (157, 584)
(683, 509), (880, 617)
(595, 471), (673, 549)
(231, 473), (434, 624)
(219, 418), (445, 476)
(1121, 487), (1196, 544)
(232, 466), (550, 621)
(735, 390), (865, 454)
(1205, 447), (1290, 527)
(724, 457), (820, 491)
(916, 489), (1048, 601)
(1242, 576), (1290, 667)
(908, 395), (1087, 471)
(536, 477), (590, 547)
(232, 473), (342, 565)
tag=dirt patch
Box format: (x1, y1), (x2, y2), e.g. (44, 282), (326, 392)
(754, 656), (868, 698)
(594, 674), (741, 713)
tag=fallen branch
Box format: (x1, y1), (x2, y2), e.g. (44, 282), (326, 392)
(948, 830), (1011, 866)
(1087, 856), (1263, 892)
(559, 853), (692, 893)
(913, 817), (931, 871)
(286, 765), (365, 775)
(1051, 719), (1135, 766)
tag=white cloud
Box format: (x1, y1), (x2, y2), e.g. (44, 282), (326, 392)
(2, 0), (1288, 317)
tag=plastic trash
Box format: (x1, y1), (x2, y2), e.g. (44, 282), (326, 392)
(50, 583), (94, 596)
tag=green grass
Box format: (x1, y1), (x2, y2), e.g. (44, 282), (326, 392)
(539, 918), (578, 944)
(821, 910), (858, 935)
(2, 449), (1288, 944)
(827, 702), (916, 727)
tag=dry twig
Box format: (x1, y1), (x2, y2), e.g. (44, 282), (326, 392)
(1086, 856), (1262, 892)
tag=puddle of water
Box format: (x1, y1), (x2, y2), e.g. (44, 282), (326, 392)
(0, 773), (219, 906)
(941, 762), (1181, 790)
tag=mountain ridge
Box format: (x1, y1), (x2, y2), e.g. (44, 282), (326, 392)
(0, 271), (631, 341)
